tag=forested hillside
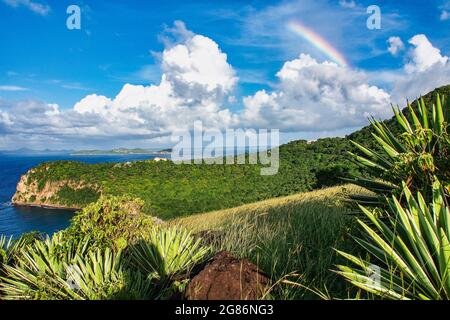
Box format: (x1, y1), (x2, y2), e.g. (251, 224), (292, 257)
(12, 85), (450, 220)
(13, 138), (360, 219)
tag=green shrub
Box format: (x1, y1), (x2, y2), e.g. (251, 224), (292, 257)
(0, 234), (90, 300)
(0, 232), (44, 274)
(0, 227), (209, 300)
(0, 236), (11, 267)
(64, 195), (155, 251)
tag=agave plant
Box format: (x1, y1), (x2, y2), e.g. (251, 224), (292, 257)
(0, 234), (82, 299)
(63, 248), (125, 300)
(0, 232), (45, 271)
(347, 94), (450, 204)
(130, 226), (211, 281)
(0, 233), (137, 300)
(336, 179), (450, 299)
(0, 235), (13, 267)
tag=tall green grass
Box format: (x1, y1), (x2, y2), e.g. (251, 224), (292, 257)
(175, 185), (367, 299)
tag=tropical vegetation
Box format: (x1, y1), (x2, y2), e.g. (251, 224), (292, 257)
(18, 137), (361, 219)
(1, 86), (450, 300)
(0, 210), (211, 300)
(336, 179), (450, 299)
(347, 94), (450, 204)
(335, 92), (450, 299)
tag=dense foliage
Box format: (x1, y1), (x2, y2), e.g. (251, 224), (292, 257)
(347, 85), (450, 151)
(347, 94), (450, 203)
(61, 195), (156, 251)
(0, 235), (126, 300)
(0, 197), (210, 300)
(337, 180), (450, 299)
(130, 227), (211, 281)
(336, 88), (450, 300)
(56, 185), (101, 207)
(23, 138), (361, 219)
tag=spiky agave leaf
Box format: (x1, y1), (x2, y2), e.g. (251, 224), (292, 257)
(0, 234), (82, 300)
(0, 235), (13, 267)
(0, 233), (130, 300)
(336, 179), (450, 300)
(64, 248), (126, 300)
(129, 226), (211, 281)
(0, 232), (46, 271)
(348, 94), (450, 204)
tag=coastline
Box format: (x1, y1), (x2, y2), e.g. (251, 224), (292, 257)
(12, 202), (80, 212)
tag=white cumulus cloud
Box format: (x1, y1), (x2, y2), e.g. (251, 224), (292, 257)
(0, 22), (239, 148)
(240, 54), (391, 131)
(404, 34), (448, 74)
(391, 34), (450, 103)
(387, 36), (404, 56)
(161, 34), (238, 101)
(72, 28), (239, 135)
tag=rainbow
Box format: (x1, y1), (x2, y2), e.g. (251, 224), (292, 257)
(287, 21), (348, 67)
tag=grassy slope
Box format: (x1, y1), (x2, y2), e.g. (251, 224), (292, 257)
(173, 184), (364, 230)
(174, 184), (370, 299)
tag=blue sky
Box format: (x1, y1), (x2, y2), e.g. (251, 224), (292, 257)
(1, 0), (450, 149)
(2, 0), (281, 108)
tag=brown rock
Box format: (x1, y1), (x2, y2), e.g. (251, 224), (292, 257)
(185, 251), (270, 300)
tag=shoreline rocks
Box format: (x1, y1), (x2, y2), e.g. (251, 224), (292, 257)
(11, 202), (80, 211)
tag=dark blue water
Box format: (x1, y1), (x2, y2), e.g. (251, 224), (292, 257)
(0, 153), (160, 238)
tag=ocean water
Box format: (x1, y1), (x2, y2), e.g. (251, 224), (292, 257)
(0, 153), (160, 238)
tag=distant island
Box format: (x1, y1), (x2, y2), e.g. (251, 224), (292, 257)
(71, 148), (172, 155)
(0, 148), (74, 155)
(0, 147), (172, 156)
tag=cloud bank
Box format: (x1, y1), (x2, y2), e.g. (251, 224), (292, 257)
(1, 22), (450, 149)
(241, 54), (391, 131)
(391, 34), (450, 104)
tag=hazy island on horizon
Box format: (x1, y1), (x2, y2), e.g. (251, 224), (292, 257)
(70, 148), (172, 156)
(0, 147), (173, 156)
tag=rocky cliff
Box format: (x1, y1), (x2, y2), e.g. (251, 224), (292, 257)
(12, 168), (101, 210)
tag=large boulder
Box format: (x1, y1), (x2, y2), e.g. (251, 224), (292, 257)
(185, 251), (270, 300)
